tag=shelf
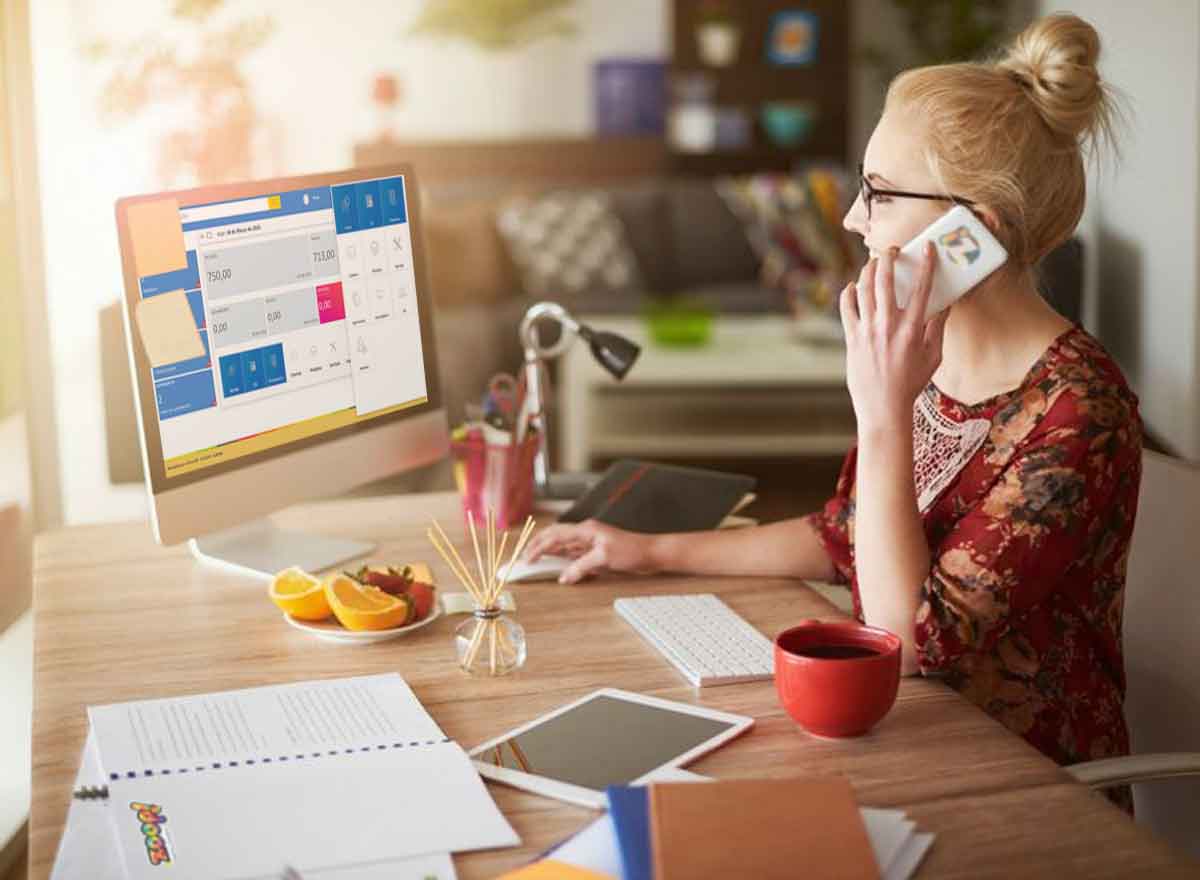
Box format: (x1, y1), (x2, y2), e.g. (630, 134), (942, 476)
(670, 0), (850, 176)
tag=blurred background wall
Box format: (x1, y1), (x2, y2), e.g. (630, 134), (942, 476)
(1040, 1), (1200, 462)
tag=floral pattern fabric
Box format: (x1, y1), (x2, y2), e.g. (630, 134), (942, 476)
(807, 327), (1142, 806)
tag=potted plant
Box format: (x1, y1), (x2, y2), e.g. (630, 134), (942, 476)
(694, 0), (741, 67)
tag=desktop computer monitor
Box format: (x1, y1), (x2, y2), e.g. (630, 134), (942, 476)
(115, 164), (448, 577)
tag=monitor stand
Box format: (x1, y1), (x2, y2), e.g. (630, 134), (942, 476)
(189, 518), (374, 580)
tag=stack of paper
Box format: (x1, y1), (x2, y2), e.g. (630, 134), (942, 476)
(51, 674), (518, 879)
(501, 776), (934, 880)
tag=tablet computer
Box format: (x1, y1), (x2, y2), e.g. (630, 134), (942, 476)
(468, 688), (754, 807)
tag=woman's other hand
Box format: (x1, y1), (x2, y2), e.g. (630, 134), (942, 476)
(840, 242), (948, 433)
(523, 520), (658, 584)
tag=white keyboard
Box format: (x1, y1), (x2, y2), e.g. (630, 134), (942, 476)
(613, 594), (775, 687)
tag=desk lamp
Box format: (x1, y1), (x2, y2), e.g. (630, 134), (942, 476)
(519, 301), (641, 499)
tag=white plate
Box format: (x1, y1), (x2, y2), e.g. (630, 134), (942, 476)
(284, 592), (443, 644)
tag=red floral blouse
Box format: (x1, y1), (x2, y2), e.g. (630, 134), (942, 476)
(808, 326), (1142, 799)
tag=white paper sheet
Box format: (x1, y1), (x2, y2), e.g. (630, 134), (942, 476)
(51, 733), (466, 880)
(105, 740), (514, 879)
(88, 674), (443, 780)
(885, 832), (935, 880)
(861, 808), (916, 876)
(51, 732), (125, 880)
(542, 814), (625, 877)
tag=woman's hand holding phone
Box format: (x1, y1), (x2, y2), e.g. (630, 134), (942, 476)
(840, 243), (948, 433)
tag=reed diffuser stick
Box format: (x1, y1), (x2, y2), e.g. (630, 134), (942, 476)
(494, 517), (536, 601)
(487, 509), (496, 593)
(427, 528), (484, 606)
(467, 513), (488, 602)
(489, 533), (510, 607)
(463, 618), (488, 669)
(432, 520), (484, 601)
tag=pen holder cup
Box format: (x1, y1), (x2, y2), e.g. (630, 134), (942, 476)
(451, 428), (538, 531)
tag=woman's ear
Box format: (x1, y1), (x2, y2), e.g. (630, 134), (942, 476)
(974, 205), (1004, 236)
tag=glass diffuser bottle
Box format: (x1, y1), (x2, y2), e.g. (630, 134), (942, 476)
(429, 510), (535, 678)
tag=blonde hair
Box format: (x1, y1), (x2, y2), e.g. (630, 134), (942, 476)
(885, 13), (1119, 266)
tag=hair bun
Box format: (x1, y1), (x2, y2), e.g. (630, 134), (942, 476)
(998, 13), (1112, 146)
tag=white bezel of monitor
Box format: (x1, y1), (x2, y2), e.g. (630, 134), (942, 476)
(115, 165), (447, 545)
(467, 688), (755, 808)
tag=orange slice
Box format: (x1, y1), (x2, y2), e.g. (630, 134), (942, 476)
(324, 573), (412, 631)
(269, 567), (331, 621)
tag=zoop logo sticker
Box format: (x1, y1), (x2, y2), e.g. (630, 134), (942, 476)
(938, 226), (982, 266)
(129, 802), (172, 866)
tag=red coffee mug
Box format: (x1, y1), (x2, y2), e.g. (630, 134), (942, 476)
(774, 620), (902, 738)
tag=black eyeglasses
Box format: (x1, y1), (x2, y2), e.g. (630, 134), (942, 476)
(857, 162), (975, 221)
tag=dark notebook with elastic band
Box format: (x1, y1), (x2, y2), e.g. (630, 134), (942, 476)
(559, 459), (756, 534)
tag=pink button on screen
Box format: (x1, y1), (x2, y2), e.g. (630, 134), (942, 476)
(316, 282), (346, 324)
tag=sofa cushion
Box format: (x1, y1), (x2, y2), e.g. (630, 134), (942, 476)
(663, 180), (760, 290)
(497, 190), (643, 301)
(717, 171), (858, 312)
(422, 196), (520, 308)
(608, 181), (675, 295)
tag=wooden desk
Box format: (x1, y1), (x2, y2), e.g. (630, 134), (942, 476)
(30, 494), (1197, 878)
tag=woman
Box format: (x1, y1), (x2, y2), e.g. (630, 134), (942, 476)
(524, 13), (1141, 795)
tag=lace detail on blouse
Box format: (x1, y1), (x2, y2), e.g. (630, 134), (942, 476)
(913, 389), (990, 513)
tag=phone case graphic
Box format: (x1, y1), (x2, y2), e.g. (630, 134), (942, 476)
(938, 226), (982, 266)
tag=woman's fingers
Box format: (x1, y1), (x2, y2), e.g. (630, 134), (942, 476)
(559, 545), (607, 584)
(838, 282), (858, 334)
(856, 258), (878, 318)
(906, 241), (938, 327)
(877, 247), (899, 323)
(524, 525), (588, 561)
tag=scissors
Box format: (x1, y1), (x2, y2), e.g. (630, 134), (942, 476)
(482, 372), (524, 431)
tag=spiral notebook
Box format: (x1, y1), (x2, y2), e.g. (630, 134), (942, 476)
(52, 731), (460, 880)
(80, 673), (517, 879)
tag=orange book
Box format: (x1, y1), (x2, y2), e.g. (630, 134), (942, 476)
(649, 776), (879, 880)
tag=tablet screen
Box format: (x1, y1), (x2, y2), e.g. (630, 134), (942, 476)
(475, 694), (737, 790)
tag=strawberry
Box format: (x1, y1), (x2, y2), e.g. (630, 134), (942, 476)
(347, 565), (412, 595)
(398, 593), (416, 626)
(406, 582), (435, 621)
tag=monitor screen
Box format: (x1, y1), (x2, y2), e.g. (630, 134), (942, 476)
(123, 172), (433, 484)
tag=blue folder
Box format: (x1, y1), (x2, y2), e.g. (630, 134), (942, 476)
(606, 785), (652, 880)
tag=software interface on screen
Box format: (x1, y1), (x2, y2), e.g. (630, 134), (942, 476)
(126, 175), (428, 479)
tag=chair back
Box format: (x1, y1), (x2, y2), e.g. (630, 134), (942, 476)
(1124, 450), (1200, 856)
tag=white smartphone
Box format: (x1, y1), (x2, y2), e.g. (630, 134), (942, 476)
(890, 204), (1008, 321)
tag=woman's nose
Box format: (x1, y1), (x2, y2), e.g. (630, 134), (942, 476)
(844, 193), (868, 236)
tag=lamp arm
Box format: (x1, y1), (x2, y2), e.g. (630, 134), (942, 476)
(519, 302), (581, 494)
(517, 301), (638, 496)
